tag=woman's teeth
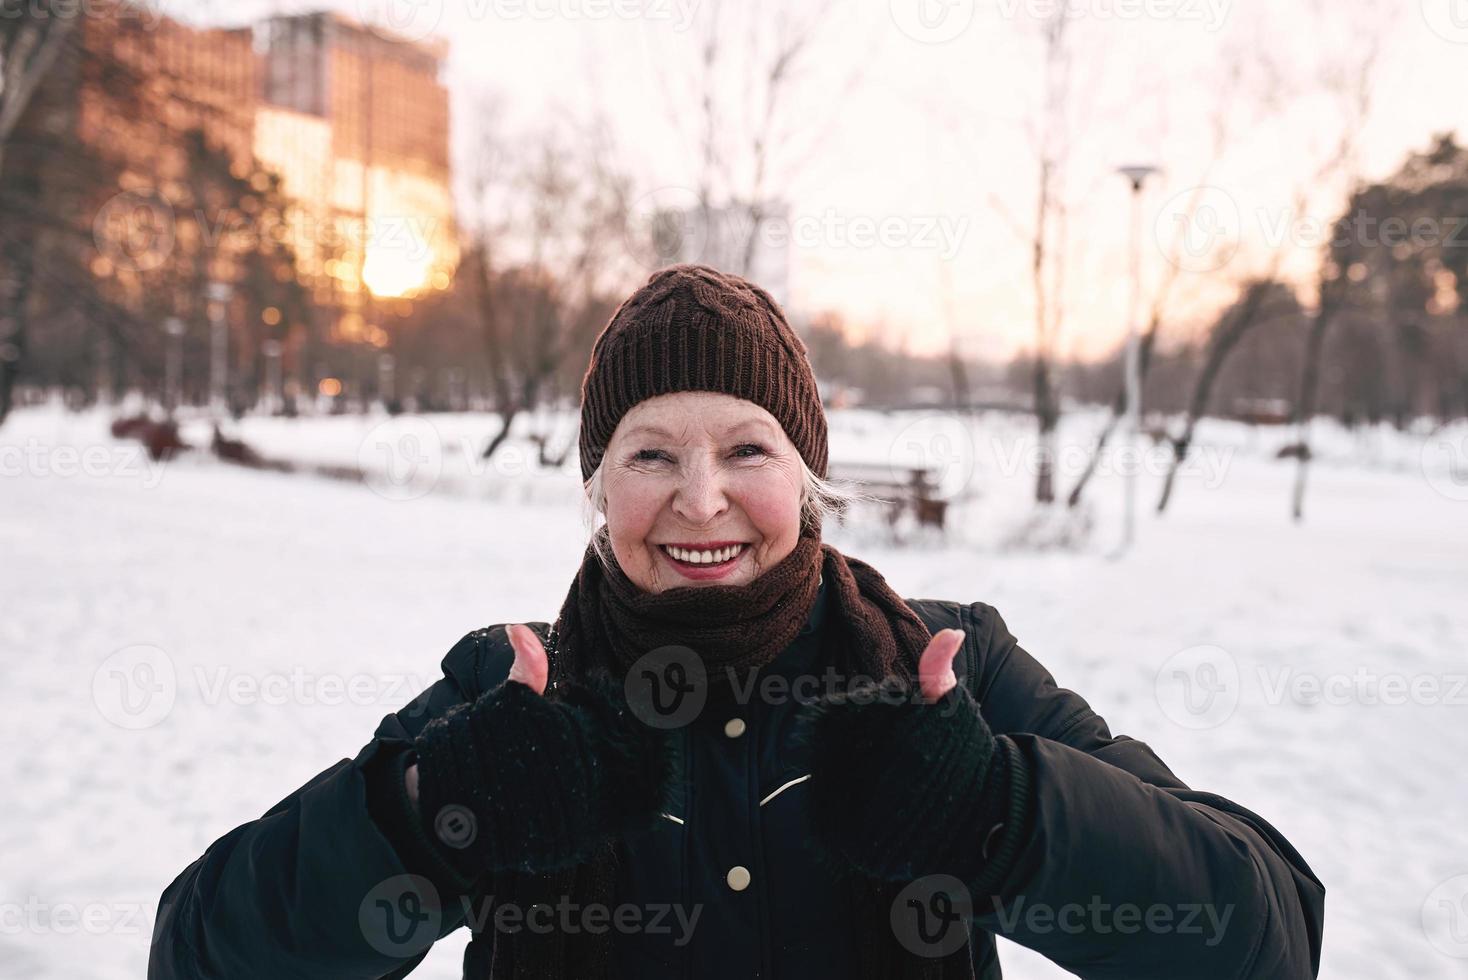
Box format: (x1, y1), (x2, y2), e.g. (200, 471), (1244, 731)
(662, 544), (745, 565)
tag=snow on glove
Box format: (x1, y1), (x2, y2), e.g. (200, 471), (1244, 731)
(412, 661), (675, 875)
(795, 658), (1028, 890)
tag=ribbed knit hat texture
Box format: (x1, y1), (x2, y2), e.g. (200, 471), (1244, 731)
(578, 264), (828, 483)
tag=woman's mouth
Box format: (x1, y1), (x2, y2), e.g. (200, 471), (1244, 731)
(658, 542), (749, 580)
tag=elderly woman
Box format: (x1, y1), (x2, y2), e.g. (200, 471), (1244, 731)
(150, 265), (1325, 980)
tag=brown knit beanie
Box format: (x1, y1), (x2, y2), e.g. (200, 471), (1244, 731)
(577, 263), (828, 484)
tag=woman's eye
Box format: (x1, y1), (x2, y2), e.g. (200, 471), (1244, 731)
(632, 445), (765, 463)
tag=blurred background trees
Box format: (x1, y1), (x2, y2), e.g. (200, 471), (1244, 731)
(0, 1), (1464, 524)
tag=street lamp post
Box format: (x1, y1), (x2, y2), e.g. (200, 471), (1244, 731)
(163, 316), (185, 414)
(1115, 164), (1159, 557)
(262, 339), (283, 416)
(207, 281), (233, 416)
(378, 352), (395, 410)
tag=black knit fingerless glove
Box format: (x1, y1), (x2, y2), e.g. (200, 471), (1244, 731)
(411, 672), (675, 876)
(795, 676), (1031, 893)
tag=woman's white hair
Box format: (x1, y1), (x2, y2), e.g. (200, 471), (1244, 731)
(580, 456), (869, 569)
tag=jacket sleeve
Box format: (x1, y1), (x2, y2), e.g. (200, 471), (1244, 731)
(148, 629), (514, 980)
(961, 602), (1326, 980)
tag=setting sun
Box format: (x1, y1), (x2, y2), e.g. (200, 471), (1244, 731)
(362, 241), (434, 298)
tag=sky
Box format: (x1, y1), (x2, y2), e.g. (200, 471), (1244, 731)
(165, 0), (1468, 361)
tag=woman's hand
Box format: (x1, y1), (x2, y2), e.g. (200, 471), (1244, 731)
(795, 628), (1018, 884)
(505, 623), (550, 693)
(917, 627), (964, 701)
(408, 623), (675, 875)
(405, 623), (549, 805)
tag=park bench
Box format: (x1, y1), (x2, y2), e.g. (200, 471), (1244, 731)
(826, 460), (949, 531)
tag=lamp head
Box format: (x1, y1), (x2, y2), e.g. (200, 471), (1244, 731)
(1117, 164), (1160, 190)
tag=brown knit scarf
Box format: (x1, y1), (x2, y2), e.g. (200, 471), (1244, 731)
(483, 528), (977, 980)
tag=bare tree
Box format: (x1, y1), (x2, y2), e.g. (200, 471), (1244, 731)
(1154, 179), (1324, 513)
(937, 259), (971, 413)
(646, 0), (864, 277)
(1287, 39), (1378, 521)
(733, 1), (835, 275)
(934, 7), (1087, 505)
(1155, 177), (1355, 512)
(1065, 56), (1252, 508)
(0, 3), (80, 423)
(463, 112), (632, 460)
(1024, 9), (1076, 504)
(1155, 279), (1296, 512)
(1156, 27), (1378, 514)
(0, 2), (76, 181)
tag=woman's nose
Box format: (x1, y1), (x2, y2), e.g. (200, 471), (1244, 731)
(671, 461), (729, 525)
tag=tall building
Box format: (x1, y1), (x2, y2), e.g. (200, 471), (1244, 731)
(48, 7), (264, 310)
(76, 11), (258, 174)
(254, 12), (457, 346)
(6, 3), (457, 410)
(65, 6), (456, 347)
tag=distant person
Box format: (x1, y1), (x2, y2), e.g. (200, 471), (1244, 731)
(150, 264), (1324, 979)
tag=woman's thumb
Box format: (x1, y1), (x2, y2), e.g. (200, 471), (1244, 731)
(917, 628), (964, 702)
(505, 624), (549, 695)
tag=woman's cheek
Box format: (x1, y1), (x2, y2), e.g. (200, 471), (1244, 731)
(736, 469), (803, 532)
(607, 476), (666, 539)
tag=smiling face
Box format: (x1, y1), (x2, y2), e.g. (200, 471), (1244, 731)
(598, 391), (805, 594)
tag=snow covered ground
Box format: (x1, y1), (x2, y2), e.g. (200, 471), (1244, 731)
(2, 399), (1466, 979)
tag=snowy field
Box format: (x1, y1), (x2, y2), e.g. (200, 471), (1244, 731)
(2, 399), (1466, 979)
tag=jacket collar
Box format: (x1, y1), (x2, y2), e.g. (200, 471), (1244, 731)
(761, 574), (825, 682)
(697, 574), (827, 716)
(798, 574), (827, 636)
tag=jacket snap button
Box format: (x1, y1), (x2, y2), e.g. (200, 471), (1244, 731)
(726, 865), (751, 891)
(723, 717), (747, 738)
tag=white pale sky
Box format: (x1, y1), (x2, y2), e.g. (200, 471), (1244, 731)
(169, 0), (1468, 361)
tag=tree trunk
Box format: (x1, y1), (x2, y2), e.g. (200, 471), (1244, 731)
(1066, 309), (1163, 507)
(946, 341), (971, 414)
(0, 12), (77, 182)
(472, 249), (517, 460)
(0, 190), (38, 426)
(1066, 394), (1120, 509)
(0, 266), (30, 426)
(1288, 302), (1339, 521)
(481, 405), (519, 461)
(1157, 284), (1271, 513)
(1034, 356), (1058, 504)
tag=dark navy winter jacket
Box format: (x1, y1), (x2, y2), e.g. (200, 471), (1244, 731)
(149, 579), (1325, 978)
